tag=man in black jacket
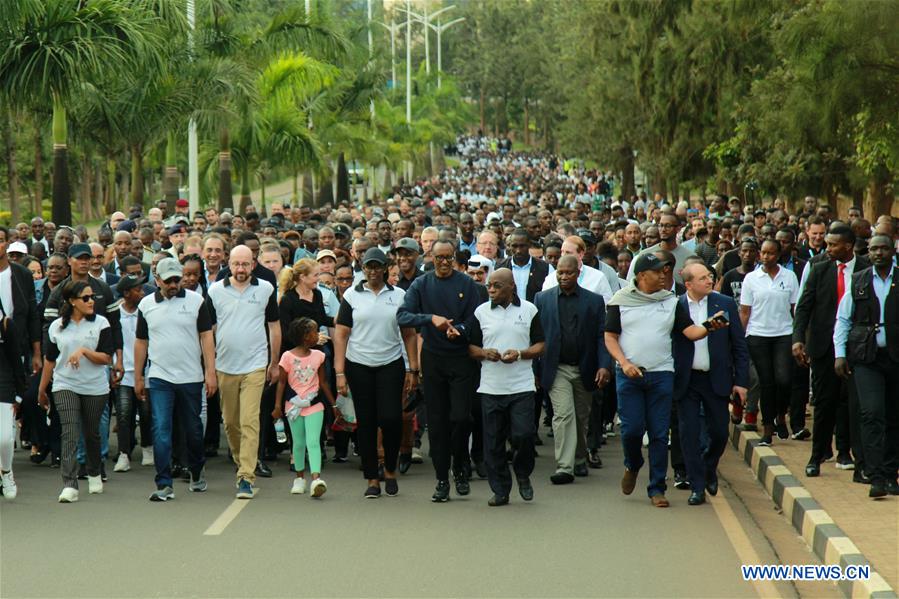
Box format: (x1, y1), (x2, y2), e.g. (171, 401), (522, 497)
(494, 229), (551, 303)
(792, 224), (869, 478)
(0, 228), (42, 395)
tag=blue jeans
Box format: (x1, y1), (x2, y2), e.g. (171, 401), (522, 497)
(149, 378), (205, 488)
(77, 402), (109, 463)
(616, 369), (674, 497)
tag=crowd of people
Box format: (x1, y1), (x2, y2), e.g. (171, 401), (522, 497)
(1, 135), (897, 507)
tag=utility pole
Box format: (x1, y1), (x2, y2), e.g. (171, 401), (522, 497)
(187, 0), (199, 213)
(433, 15), (465, 88)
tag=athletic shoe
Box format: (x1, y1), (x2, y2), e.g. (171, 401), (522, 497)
(385, 479), (399, 497)
(310, 478), (327, 498)
(149, 486), (174, 502)
(88, 475), (103, 494)
(835, 454), (855, 470)
(100, 462), (108, 482)
(775, 420), (789, 440)
(114, 453), (131, 472)
(291, 478), (307, 494)
(189, 468), (207, 492)
(431, 480), (450, 502)
(236, 478), (255, 499)
(411, 447), (424, 464)
(58, 487), (79, 503)
(141, 447), (154, 466)
(453, 471), (470, 496)
(364, 485), (382, 499)
(757, 436), (772, 447)
(790, 428), (811, 441)
(1, 471), (17, 500)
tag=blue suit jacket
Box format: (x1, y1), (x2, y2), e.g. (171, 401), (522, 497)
(533, 286), (611, 391)
(673, 292), (749, 401)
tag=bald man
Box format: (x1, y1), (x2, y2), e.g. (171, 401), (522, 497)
(206, 245), (281, 498)
(106, 231), (150, 279)
(467, 268), (545, 505)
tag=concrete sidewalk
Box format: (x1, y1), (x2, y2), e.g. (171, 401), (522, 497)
(729, 420), (898, 598)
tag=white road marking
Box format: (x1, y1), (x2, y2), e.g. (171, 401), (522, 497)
(203, 495), (257, 536)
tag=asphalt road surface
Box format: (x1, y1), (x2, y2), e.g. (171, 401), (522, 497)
(1, 428), (791, 598)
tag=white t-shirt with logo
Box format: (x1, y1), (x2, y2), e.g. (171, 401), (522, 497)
(47, 316), (113, 395)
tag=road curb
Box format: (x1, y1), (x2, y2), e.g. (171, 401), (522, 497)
(728, 423), (897, 599)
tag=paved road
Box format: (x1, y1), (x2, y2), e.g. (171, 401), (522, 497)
(2, 427), (780, 598)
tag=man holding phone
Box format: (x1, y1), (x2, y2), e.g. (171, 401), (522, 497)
(605, 254), (728, 508)
(673, 264), (749, 505)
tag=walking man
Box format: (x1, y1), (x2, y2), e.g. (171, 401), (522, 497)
(207, 246), (281, 499)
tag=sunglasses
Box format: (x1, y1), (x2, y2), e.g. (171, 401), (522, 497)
(76, 294), (95, 302)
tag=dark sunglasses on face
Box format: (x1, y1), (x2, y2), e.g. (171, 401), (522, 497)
(77, 294), (95, 302)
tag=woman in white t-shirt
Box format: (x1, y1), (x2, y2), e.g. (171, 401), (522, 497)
(738, 239), (799, 447)
(38, 280), (114, 503)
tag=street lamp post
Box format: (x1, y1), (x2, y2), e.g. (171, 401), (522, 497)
(187, 0), (199, 213)
(433, 16), (465, 88)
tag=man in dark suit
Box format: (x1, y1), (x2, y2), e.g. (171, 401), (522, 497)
(0, 228), (42, 397)
(105, 231), (151, 279)
(793, 224), (869, 477)
(777, 227), (811, 439)
(534, 255), (611, 485)
(495, 229), (551, 303)
(673, 263), (749, 505)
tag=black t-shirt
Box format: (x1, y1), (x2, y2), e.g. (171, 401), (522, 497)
(278, 288), (333, 352)
(720, 268), (748, 304)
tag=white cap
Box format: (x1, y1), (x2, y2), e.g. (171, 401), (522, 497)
(8, 241), (27, 254)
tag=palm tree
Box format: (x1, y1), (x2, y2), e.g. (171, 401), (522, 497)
(0, 0), (165, 225)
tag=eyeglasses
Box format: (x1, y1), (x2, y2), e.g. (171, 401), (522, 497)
(231, 262), (253, 270)
(658, 223), (677, 229)
(433, 255), (454, 262)
(76, 294), (95, 302)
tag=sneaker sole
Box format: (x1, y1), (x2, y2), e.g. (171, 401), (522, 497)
(431, 496), (449, 502)
(88, 488), (103, 494)
(311, 485), (326, 498)
(365, 493), (381, 499)
(291, 489), (305, 495)
(58, 496), (78, 503)
(189, 485), (208, 492)
(836, 463), (855, 470)
(236, 491), (254, 499)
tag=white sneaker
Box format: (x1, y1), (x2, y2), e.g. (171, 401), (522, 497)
(88, 475), (103, 494)
(58, 487), (79, 503)
(291, 477), (307, 494)
(114, 453), (131, 472)
(1, 471), (17, 500)
(310, 478), (327, 498)
(141, 447), (154, 466)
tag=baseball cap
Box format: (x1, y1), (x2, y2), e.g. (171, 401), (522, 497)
(115, 274), (145, 295)
(8, 241), (27, 254)
(333, 223), (352, 238)
(576, 230), (596, 246)
(754, 209), (766, 217)
(362, 248), (388, 265)
(316, 249), (337, 262)
(633, 253), (669, 275)
(68, 243), (92, 259)
(116, 219), (136, 233)
(155, 257), (183, 281)
(168, 223), (187, 236)
(175, 199), (189, 208)
(394, 238), (420, 253)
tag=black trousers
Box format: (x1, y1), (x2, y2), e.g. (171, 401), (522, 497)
(790, 362), (810, 433)
(677, 371), (730, 492)
(421, 348), (477, 481)
(204, 389), (221, 449)
(345, 357), (405, 480)
(810, 352), (851, 461)
(481, 392), (535, 497)
(747, 335), (792, 426)
(852, 351), (899, 483)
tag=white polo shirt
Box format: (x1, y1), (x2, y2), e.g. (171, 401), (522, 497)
(47, 316), (113, 396)
(541, 263), (612, 303)
(740, 265), (799, 337)
(136, 288), (211, 383)
(336, 282), (406, 367)
(469, 298), (543, 395)
(119, 304), (139, 387)
(605, 296), (693, 372)
(207, 276), (278, 375)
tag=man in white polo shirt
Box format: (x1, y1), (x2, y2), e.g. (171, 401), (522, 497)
(207, 246), (281, 500)
(541, 235), (612, 303)
(134, 258), (217, 502)
(467, 268), (545, 506)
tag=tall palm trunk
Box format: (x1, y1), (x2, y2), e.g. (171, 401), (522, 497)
(4, 109), (19, 223)
(302, 171), (313, 206)
(239, 161), (252, 214)
(163, 132), (179, 204)
(217, 129), (232, 212)
(33, 124), (43, 217)
(336, 152), (350, 204)
(51, 96), (72, 226)
(80, 154), (93, 222)
(130, 144), (144, 208)
(105, 156), (116, 214)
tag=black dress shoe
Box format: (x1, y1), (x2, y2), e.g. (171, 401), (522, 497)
(886, 480), (899, 495)
(869, 481), (888, 499)
(30, 448), (50, 464)
(852, 470), (871, 484)
(688, 490), (706, 505)
(474, 460), (488, 479)
(574, 463), (589, 477)
(775, 421), (789, 440)
(587, 449), (603, 469)
(673, 470), (690, 490)
(517, 477), (534, 501)
(255, 460), (273, 478)
(706, 479), (719, 496)
(550, 471), (574, 485)
(431, 480), (450, 502)
(398, 453), (412, 474)
(805, 461), (821, 477)
(488, 494), (509, 507)
(171, 463), (184, 478)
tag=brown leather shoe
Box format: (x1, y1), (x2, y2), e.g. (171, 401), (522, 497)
(621, 469), (638, 495)
(651, 494), (670, 508)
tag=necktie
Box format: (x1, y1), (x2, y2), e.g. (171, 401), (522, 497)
(836, 263), (846, 305)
